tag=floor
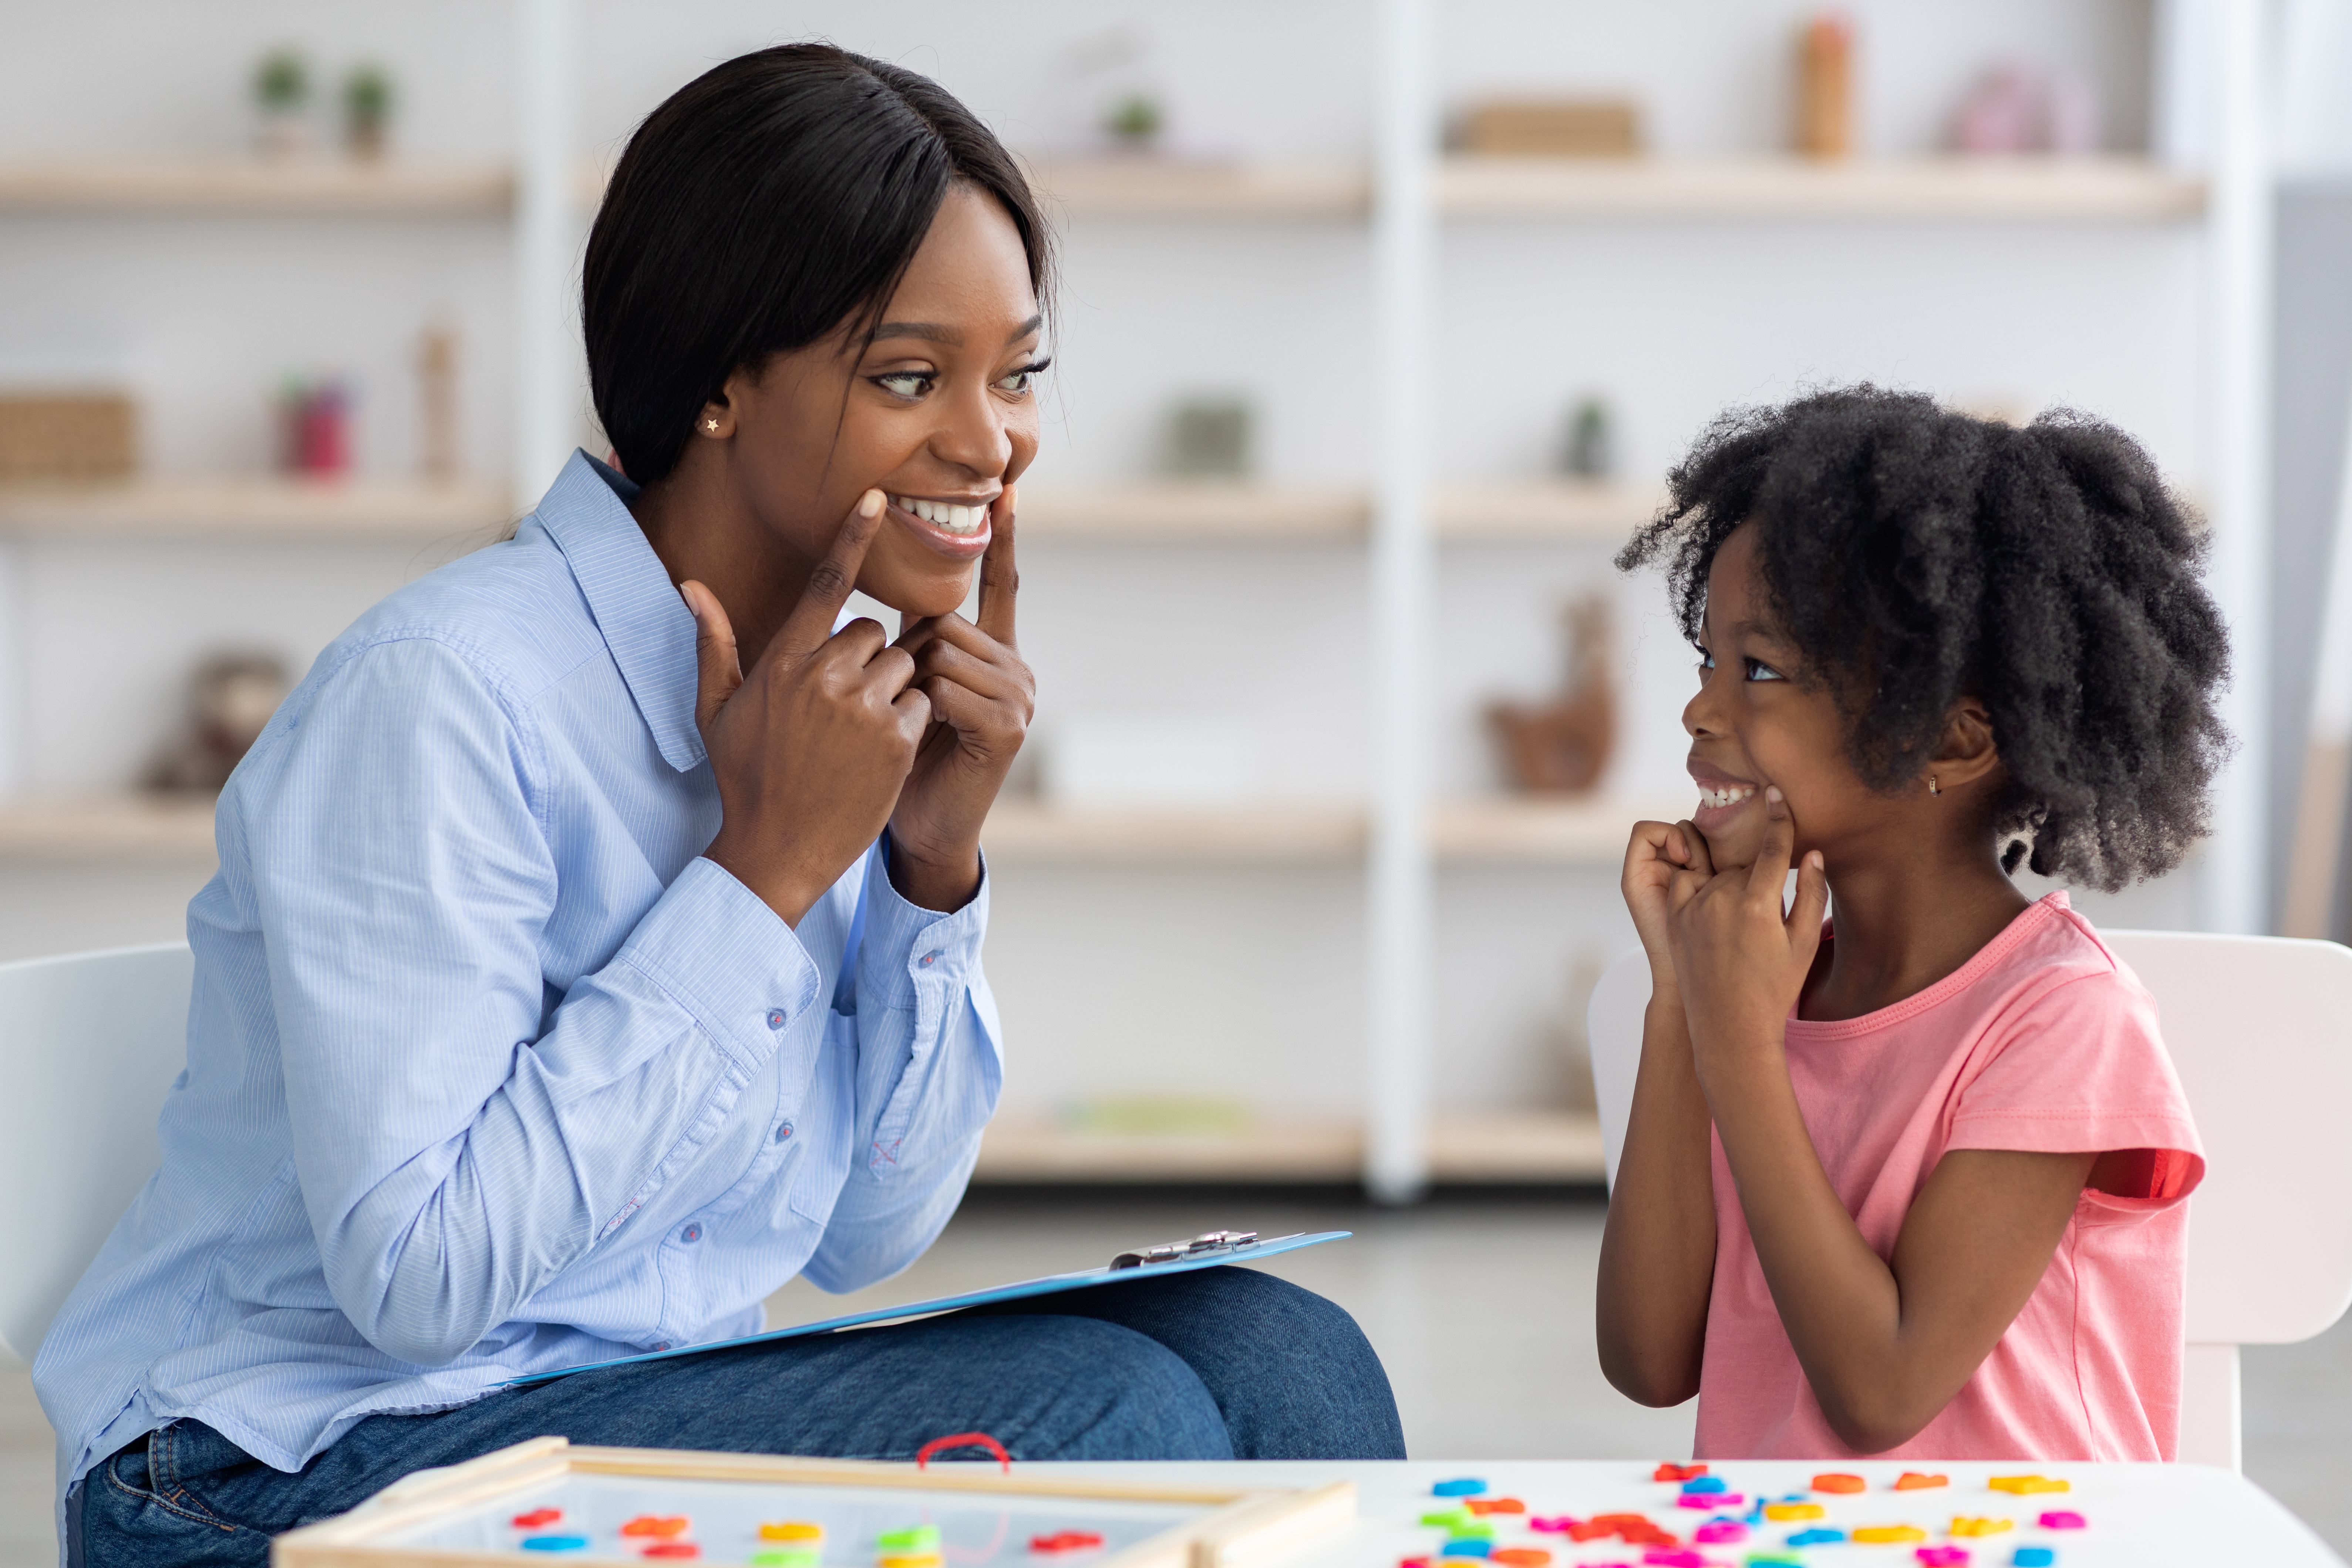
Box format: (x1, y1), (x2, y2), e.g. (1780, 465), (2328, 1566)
(1, 1191), (2343, 1564)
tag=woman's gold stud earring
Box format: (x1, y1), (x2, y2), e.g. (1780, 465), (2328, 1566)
(1928, 775), (1941, 795)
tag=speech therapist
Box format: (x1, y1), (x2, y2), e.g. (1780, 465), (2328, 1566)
(40, 44), (1403, 1568)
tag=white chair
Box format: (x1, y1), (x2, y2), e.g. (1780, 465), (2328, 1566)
(1586, 930), (2352, 1471)
(0, 943), (193, 1368)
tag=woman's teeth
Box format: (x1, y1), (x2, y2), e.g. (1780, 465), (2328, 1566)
(1699, 784), (1757, 809)
(894, 496), (988, 536)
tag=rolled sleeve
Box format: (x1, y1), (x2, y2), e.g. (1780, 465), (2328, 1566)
(621, 856), (824, 1075)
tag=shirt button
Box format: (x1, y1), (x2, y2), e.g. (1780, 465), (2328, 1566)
(680, 1224), (701, 1244)
(776, 1122), (794, 1142)
(651, 1341), (670, 1352)
(765, 1008), (786, 1030)
(919, 950), (941, 967)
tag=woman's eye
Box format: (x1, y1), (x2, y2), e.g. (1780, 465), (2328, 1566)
(1744, 658), (1785, 682)
(875, 372), (932, 398)
(995, 363), (1047, 395)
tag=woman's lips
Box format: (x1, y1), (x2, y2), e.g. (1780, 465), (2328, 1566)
(886, 493), (992, 560)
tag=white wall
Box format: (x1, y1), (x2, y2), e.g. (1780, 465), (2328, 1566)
(0, 1), (2217, 1120)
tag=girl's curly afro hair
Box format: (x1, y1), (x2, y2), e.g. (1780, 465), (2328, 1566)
(1617, 385), (2231, 892)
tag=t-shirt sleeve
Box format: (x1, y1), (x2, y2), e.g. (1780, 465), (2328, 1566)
(1946, 967), (2206, 1204)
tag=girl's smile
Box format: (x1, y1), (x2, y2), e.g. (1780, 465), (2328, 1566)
(1689, 759), (1761, 835)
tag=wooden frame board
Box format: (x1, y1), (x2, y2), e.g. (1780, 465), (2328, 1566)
(271, 1437), (1355, 1568)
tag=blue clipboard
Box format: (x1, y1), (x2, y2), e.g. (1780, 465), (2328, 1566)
(500, 1229), (1349, 1387)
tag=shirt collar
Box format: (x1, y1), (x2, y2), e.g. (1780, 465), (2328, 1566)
(530, 450), (707, 772)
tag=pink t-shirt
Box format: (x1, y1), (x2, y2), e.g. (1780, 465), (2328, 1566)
(1694, 892), (2205, 1461)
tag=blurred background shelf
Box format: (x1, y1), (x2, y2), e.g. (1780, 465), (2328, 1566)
(1020, 483), (1654, 542)
(1027, 159), (1369, 218)
(0, 796), (217, 864)
(0, 158), (514, 215)
(972, 1109), (1605, 1183)
(1438, 155), (2206, 220)
(0, 477), (515, 540)
(0, 794), (1687, 869)
(1020, 484), (1367, 540)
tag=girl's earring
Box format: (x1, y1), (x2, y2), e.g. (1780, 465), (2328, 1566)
(1928, 775), (1941, 795)
(703, 418), (720, 433)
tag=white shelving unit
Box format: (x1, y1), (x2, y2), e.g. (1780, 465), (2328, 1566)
(0, 3), (2271, 1195)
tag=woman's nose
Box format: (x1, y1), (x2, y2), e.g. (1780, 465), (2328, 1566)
(930, 379), (1014, 477)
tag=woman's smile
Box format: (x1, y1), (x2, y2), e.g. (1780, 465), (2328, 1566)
(887, 492), (994, 559)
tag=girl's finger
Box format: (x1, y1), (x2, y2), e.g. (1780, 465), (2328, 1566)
(1787, 847), (1830, 950)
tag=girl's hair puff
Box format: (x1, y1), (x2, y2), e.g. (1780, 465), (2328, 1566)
(1617, 385), (2230, 892)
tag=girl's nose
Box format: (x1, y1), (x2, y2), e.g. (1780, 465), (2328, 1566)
(1684, 677), (1725, 739)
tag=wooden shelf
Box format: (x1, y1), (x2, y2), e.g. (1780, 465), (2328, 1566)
(1028, 159), (1368, 219)
(0, 794), (1682, 868)
(1435, 483), (1658, 540)
(1439, 155), (2206, 221)
(972, 1109), (1605, 1184)
(1433, 795), (1682, 863)
(980, 800), (1365, 864)
(0, 158), (514, 215)
(1019, 484), (1367, 540)
(0, 795), (217, 864)
(0, 477), (516, 540)
(1018, 482), (1652, 542)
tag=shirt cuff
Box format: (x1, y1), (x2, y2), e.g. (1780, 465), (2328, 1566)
(861, 844), (990, 1011)
(617, 855), (823, 1073)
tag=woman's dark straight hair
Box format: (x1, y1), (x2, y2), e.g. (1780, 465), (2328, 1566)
(584, 44), (1052, 486)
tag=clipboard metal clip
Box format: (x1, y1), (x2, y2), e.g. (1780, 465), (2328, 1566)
(1109, 1229), (1262, 1270)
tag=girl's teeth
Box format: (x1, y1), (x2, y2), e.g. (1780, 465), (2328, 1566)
(1701, 785), (1756, 809)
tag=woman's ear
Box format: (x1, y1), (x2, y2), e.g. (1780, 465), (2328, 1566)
(1929, 697), (2001, 793)
(694, 395), (735, 440)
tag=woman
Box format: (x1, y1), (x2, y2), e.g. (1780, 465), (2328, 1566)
(41, 46), (1402, 1567)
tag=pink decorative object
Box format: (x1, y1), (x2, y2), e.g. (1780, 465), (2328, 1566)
(1640, 1552), (1705, 1568)
(2038, 1511), (2087, 1530)
(1692, 1522), (1748, 1544)
(1915, 1550), (1969, 1567)
(1675, 1494), (1742, 1510)
(1526, 1518), (1579, 1534)
(1952, 63), (2100, 155)
(1953, 65), (2040, 153)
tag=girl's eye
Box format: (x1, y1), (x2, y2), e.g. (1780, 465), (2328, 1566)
(875, 371), (933, 398)
(1744, 658), (1785, 682)
(1695, 646), (1716, 673)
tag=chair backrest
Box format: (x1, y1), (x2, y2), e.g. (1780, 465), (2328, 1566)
(0, 943), (192, 1367)
(1588, 932), (2352, 1353)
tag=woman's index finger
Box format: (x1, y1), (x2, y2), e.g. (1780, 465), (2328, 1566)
(977, 485), (1018, 647)
(773, 489), (887, 661)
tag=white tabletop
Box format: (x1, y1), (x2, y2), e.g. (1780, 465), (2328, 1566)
(1024, 1458), (2344, 1568)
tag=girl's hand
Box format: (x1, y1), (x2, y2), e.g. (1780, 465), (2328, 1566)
(1622, 818), (1712, 995)
(1666, 786), (1829, 1070)
(684, 490), (931, 928)
(884, 489), (1033, 911)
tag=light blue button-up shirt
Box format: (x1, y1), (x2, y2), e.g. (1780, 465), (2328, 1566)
(35, 452), (1003, 1510)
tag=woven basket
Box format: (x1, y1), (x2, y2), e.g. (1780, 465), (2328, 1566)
(0, 391), (137, 480)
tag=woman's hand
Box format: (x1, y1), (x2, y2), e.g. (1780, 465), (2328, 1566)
(1622, 817), (1712, 997)
(1665, 786), (1828, 1074)
(885, 488), (1032, 912)
(683, 489), (931, 927)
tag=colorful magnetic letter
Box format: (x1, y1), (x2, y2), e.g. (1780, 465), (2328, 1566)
(1894, 1473), (1948, 1491)
(2036, 1511), (2086, 1530)
(1810, 1474), (1866, 1494)
(1434, 1478), (1489, 1497)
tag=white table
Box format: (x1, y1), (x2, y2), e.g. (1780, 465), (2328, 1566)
(1032, 1458), (2344, 1568)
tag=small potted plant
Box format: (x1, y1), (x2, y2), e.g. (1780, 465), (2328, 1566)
(253, 47), (310, 159)
(344, 64), (394, 161)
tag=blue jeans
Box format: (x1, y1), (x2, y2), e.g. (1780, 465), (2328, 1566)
(74, 1267), (1402, 1567)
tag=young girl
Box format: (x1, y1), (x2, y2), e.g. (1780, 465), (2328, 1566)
(1597, 386), (2224, 1461)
